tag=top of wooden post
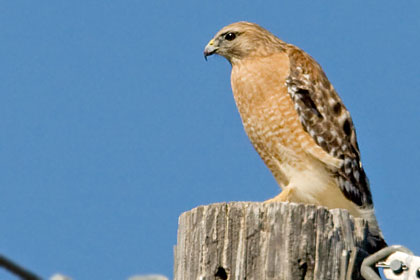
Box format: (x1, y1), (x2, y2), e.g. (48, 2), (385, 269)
(174, 201), (373, 280)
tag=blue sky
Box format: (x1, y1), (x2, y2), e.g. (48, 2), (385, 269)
(0, 1), (419, 279)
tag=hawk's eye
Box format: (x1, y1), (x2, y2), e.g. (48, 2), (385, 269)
(224, 32), (236, 41)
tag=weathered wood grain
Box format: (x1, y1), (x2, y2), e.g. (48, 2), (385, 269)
(174, 202), (371, 280)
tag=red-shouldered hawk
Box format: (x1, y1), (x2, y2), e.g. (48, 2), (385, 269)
(204, 21), (385, 253)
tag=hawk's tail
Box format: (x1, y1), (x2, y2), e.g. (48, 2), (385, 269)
(360, 207), (387, 254)
(366, 231), (387, 255)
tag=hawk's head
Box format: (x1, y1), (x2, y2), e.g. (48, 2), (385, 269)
(204, 21), (285, 64)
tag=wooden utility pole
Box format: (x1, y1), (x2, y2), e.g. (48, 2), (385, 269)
(174, 202), (373, 280)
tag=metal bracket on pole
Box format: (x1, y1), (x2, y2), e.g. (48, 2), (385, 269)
(361, 245), (420, 280)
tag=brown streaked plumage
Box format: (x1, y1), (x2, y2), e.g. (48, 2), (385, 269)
(204, 21), (385, 253)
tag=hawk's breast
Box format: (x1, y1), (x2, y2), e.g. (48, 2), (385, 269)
(231, 52), (315, 162)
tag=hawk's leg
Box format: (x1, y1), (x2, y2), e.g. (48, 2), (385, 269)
(264, 187), (295, 203)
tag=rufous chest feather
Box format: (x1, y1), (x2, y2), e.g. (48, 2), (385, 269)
(230, 53), (297, 133)
(230, 52), (291, 117)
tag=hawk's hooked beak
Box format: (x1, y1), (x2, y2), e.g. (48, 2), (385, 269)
(204, 39), (218, 61)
